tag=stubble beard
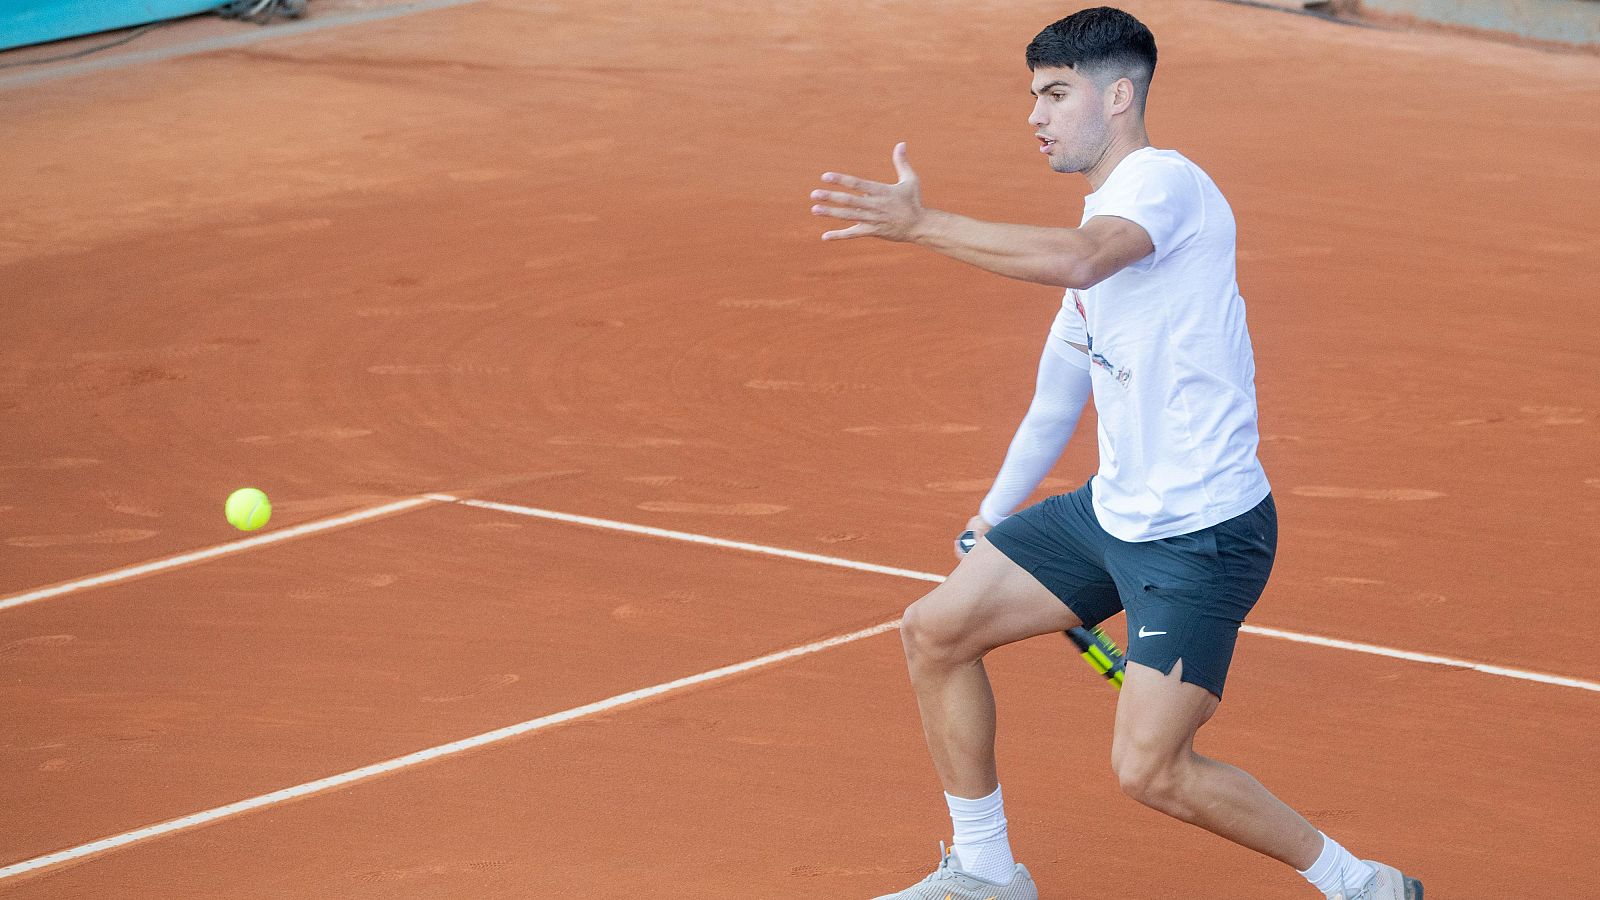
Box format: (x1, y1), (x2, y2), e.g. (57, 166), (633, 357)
(1049, 142), (1094, 174)
(1048, 119), (1110, 175)
(1048, 152), (1080, 174)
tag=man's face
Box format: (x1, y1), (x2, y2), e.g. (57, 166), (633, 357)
(1028, 65), (1112, 174)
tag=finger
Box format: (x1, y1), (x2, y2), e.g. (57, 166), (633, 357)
(809, 189), (868, 206)
(811, 204), (881, 222)
(892, 141), (916, 182)
(821, 223), (875, 241)
(821, 171), (888, 193)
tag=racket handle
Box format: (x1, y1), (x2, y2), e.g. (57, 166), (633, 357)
(1066, 625), (1125, 690)
(956, 529), (978, 555)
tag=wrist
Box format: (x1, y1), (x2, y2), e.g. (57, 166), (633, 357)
(977, 501), (1006, 528)
(909, 208), (948, 246)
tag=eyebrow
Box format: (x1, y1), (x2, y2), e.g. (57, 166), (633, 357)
(1031, 80), (1071, 96)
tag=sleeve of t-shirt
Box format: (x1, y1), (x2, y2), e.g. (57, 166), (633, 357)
(1086, 157), (1204, 272)
(1046, 295), (1092, 370)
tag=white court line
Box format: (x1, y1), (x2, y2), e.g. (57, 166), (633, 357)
(0, 619), (901, 881)
(1239, 625), (1600, 693)
(0, 496), (440, 613)
(459, 498), (944, 584)
(455, 497), (1600, 695)
(4, 496), (1596, 878)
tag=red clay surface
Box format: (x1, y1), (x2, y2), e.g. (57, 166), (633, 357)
(2, 0), (1598, 896)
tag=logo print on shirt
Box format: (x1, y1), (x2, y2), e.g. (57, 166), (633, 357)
(1072, 291), (1133, 388)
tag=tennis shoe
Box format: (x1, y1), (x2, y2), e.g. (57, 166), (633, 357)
(870, 842), (1037, 900)
(1329, 859), (1423, 900)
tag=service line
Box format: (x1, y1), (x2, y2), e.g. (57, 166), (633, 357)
(0, 496), (442, 613)
(455, 497), (1600, 695)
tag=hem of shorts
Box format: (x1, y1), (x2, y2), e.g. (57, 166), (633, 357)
(1139, 654), (1228, 700)
(1093, 481), (1271, 543)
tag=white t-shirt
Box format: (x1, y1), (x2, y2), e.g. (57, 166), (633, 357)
(1047, 147), (1270, 542)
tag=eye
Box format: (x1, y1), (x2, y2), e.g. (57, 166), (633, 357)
(1051, 92), (1067, 101)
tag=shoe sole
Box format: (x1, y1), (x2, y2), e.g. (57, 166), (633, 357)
(1405, 877), (1424, 900)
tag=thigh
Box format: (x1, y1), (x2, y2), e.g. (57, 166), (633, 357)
(1113, 658), (1219, 763)
(911, 539), (1084, 656)
(983, 485), (1125, 628)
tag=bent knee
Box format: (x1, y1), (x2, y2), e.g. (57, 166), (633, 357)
(1111, 747), (1186, 811)
(900, 590), (984, 666)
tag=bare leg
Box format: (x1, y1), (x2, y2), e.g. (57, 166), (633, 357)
(899, 540), (1081, 798)
(1111, 659), (1322, 869)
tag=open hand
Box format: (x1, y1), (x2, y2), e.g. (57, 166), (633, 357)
(811, 142), (926, 242)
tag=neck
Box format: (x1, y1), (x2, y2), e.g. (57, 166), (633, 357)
(1083, 127), (1151, 191)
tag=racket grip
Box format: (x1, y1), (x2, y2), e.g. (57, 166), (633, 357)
(956, 529), (978, 555)
(1066, 625), (1125, 690)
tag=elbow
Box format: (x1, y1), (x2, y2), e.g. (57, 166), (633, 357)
(1047, 239), (1102, 289)
(1054, 259), (1099, 290)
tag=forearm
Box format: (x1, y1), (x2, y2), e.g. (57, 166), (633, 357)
(913, 210), (1095, 288)
(979, 347), (1092, 524)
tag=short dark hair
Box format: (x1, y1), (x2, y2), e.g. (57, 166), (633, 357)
(1026, 7), (1157, 108)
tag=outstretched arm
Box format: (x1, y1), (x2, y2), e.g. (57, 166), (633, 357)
(811, 143), (1153, 289)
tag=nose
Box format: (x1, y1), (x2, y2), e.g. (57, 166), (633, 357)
(1028, 97), (1047, 129)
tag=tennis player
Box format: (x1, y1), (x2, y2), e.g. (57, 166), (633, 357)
(810, 8), (1421, 900)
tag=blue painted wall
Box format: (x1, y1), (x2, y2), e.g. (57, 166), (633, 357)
(0, 1), (223, 52)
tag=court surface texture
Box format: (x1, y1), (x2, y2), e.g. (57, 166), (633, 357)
(3, 0), (1598, 895)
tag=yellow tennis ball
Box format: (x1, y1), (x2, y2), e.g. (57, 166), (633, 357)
(225, 487), (272, 531)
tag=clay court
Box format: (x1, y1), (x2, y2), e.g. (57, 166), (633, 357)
(2, 0), (1598, 895)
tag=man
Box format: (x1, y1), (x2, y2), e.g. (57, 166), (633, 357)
(809, 8), (1422, 900)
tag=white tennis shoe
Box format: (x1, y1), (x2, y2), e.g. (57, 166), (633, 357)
(870, 842), (1038, 900)
(1329, 859), (1424, 900)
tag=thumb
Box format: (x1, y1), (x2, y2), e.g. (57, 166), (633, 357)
(892, 141), (916, 182)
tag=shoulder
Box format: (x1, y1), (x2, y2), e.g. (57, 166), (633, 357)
(1122, 149), (1206, 193)
(1092, 150), (1205, 210)
(1087, 150), (1214, 272)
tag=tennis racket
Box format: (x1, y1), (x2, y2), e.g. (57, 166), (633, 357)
(957, 529), (1125, 691)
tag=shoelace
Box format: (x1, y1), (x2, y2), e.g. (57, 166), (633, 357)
(916, 841), (964, 886)
(931, 841), (955, 879)
(1329, 856), (1373, 900)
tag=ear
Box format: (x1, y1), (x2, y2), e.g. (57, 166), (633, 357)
(1107, 76), (1135, 116)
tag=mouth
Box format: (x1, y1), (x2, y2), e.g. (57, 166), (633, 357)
(1036, 134), (1056, 154)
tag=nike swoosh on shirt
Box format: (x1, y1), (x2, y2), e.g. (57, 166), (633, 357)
(1138, 627), (1168, 637)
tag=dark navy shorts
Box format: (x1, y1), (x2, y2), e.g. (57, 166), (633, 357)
(986, 481), (1277, 699)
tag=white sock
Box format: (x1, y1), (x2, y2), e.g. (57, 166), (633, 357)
(946, 785), (1015, 885)
(1299, 832), (1376, 896)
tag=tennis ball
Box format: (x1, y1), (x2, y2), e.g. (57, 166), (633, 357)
(225, 487), (272, 531)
